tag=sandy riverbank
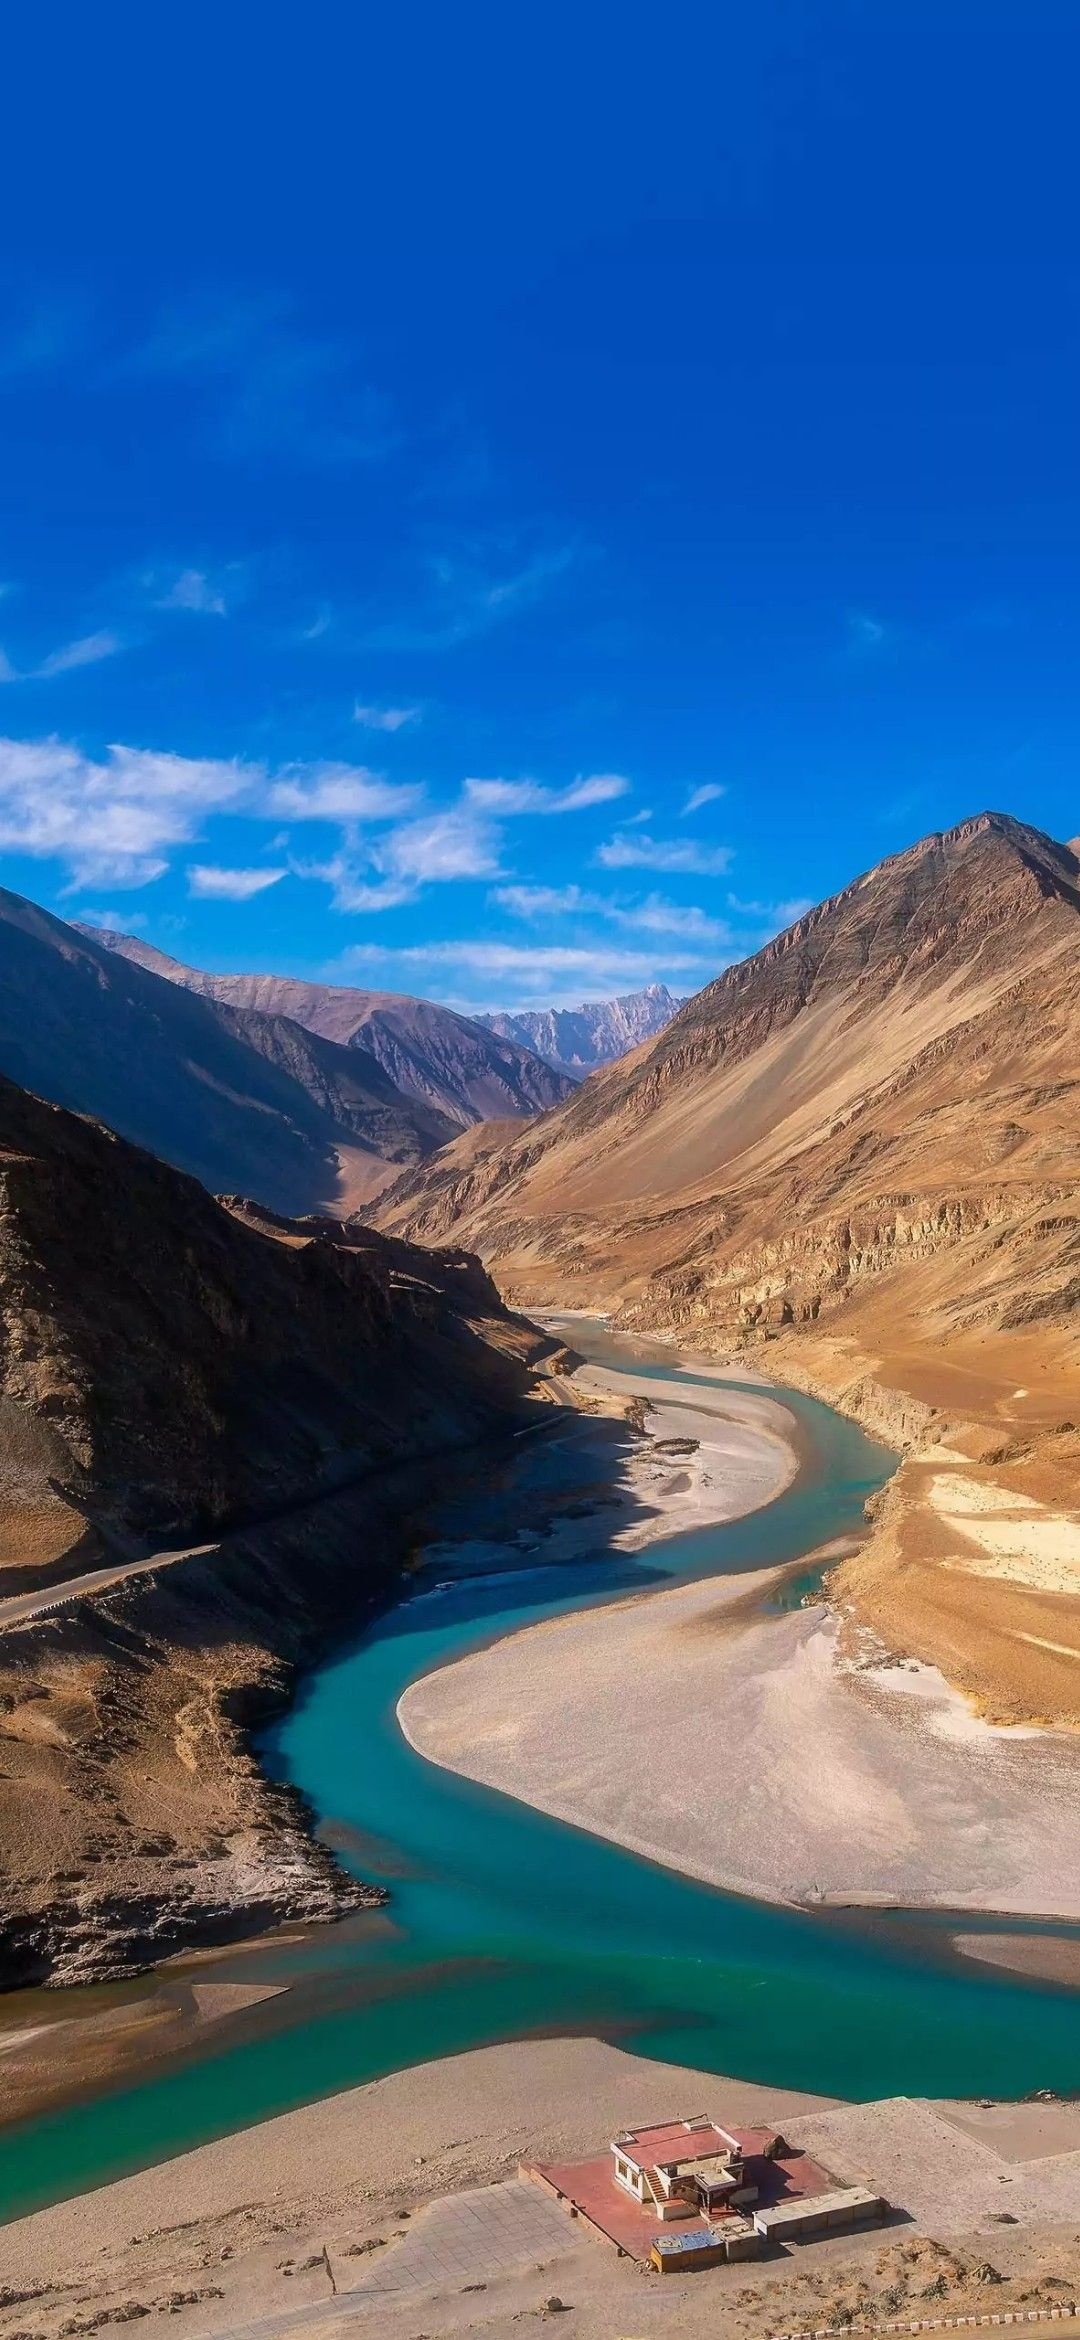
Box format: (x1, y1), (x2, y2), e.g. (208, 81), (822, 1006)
(400, 1555), (1080, 1919)
(0, 1362), (800, 2133)
(521, 1359), (801, 1548)
(10, 2038), (1080, 2340)
(0, 2040), (832, 2293)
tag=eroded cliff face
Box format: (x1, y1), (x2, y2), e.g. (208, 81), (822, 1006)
(0, 1077), (559, 1984)
(371, 813), (1080, 1723)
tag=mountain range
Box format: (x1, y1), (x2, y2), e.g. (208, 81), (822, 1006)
(476, 982), (685, 1077)
(0, 894), (579, 1221)
(84, 928), (574, 1125)
(371, 812), (1080, 1726)
(373, 814), (1080, 1352)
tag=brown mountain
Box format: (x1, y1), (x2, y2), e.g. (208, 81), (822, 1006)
(0, 1071), (559, 1982)
(373, 813), (1080, 1723)
(83, 928), (575, 1126)
(0, 888), (457, 1215)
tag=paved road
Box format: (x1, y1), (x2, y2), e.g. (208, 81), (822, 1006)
(0, 1410), (565, 1637)
(0, 1536), (219, 1632)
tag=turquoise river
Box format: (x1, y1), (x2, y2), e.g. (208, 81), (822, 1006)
(3, 1318), (1080, 2228)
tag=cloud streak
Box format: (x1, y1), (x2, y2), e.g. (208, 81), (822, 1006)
(0, 631), (125, 684)
(492, 882), (731, 943)
(133, 293), (399, 468)
(353, 701), (420, 733)
(152, 567), (231, 616)
(331, 935), (717, 1009)
(597, 831), (734, 875)
(0, 735), (427, 890)
(269, 767), (422, 822)
(465, 772), (630, 816)
(363, 536), (582, 652)
(188, 864), (286, 900)
(375, 806), (502, 884)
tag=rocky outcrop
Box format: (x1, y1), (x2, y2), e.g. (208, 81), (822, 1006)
(1, 1475), (428, 1986)
(0, 1077), (558, 1985)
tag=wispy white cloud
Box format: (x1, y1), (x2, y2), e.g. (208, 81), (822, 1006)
(559, 772), (629, 812)
(364, 536), (582, 652)
(682, 782), (726, 815)
(464, 771), (630, 816)
(269, 765), (423, 823)
(300, 606), (333, 642)
(188, 864), (287, 900)
(331, 936), (716, 1010)
(376, 806), (502, 885)
(151, 566), (231, 616)
(597, 831), (734, 875)
(2, 630), (126, 682)
(0, 735), (255, 888)
(133, 293), (399, 468)
(624, 893), (731, 941)
(492, 882), (731, 944)
(300, 859), (418, 913)
(728, 891), (814, 926)
(76, 907), (148, 933)
(491, 883), (595, 919)
(845, 608), (893, 656)
(353, 701), (421, 733)
(0, 734), (424, 891)
(37, 630), (124, 677)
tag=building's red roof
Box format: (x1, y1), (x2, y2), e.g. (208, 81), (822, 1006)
(612, 2118), (742, 2170)
(724, 2125), (786, 2157)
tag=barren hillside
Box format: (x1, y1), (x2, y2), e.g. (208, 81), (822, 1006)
(373, 813), (1080, 1721)
(0, 889), (458, 1214)
(85, 929), (574, 1126)
(0, 1075), (559, 1983)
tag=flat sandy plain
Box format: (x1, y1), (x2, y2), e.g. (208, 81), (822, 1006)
(9, 2040), (1080, 2340)
(400, 1555), (1080, 1919)
(401, 1376), (1080, 1921)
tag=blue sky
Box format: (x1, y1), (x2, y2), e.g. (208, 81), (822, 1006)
(0, 3), (1078, 1010)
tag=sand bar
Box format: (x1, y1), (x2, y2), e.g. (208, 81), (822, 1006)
(400, 1561), (1080, 1916)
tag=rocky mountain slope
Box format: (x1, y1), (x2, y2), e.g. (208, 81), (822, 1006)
(373, 813), (1080, 1722)
(85, 928), (574, 1126)
(0, 1074), (560, 1983)
(0, 888), (458, 1216)
(477, 981), (685, 1077)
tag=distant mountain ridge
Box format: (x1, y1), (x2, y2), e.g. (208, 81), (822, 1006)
(83, 929), (573, 1126)
(0, 889), (462, 1216)
(477, 982), (685, 1077)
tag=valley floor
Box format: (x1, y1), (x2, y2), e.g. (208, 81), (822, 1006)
(402, 1363), (1063, 1914)
(8, 2039), (1080, 2340)
(399, 1547), (1080, 1922)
